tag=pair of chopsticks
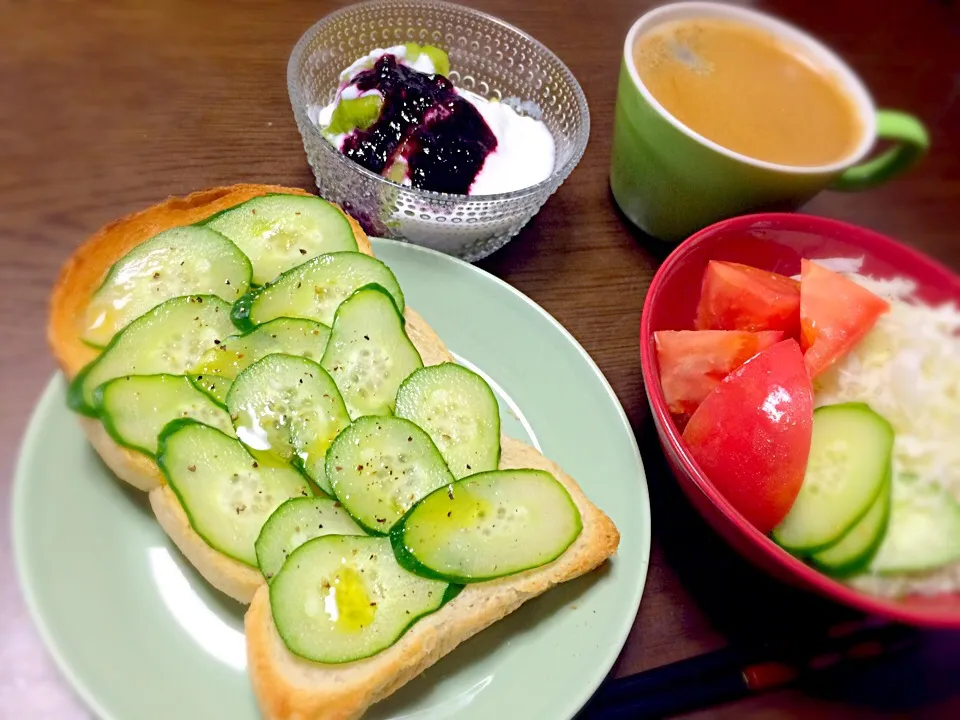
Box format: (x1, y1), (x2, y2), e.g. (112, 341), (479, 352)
(580, 622), (920, 719)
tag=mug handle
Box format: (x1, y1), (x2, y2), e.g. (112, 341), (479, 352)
(830, 110), (929, 192)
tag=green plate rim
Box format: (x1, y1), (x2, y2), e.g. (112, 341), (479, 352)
(12, 237), (651, 719)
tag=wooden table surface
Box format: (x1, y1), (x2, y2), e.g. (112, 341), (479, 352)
(2, 0), (959, 717)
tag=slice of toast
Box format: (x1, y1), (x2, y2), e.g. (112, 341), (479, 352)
(48, 184), (370, 492)
(51, 185), (621, 716)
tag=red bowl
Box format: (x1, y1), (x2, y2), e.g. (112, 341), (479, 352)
(639, 212), (960, 627)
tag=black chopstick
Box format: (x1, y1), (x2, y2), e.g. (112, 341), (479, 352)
(580, 623), (919, 719)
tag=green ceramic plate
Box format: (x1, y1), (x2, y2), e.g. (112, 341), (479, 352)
(13, 239), (650, 720)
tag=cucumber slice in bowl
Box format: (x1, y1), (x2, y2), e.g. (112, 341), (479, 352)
(81, 226), (252, 348)
(202, 194), (358, 284)
(157, 419), (313, 567)
(773, 403), (894, 554)
(269, 535), (453, 664)
(811, 467), (891, 577)
(869, 475), (960, 574)
(231, 251), (404, 332)
(326, 416), (454, 534)
(69, 295), (235, 416)
(255, 496), (366, 581)
(226, 354), (351, 494)
(391, 469), (582, 583)
(321, 285), (422, 418)
(190, 318), (330, 404)
(395, 363), (501, 479)
(94, 374), (234, 458)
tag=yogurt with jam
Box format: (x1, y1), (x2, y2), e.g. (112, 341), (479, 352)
(308, 44), (555, 196)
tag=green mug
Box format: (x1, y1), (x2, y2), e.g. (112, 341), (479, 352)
(609, 1), (929, 242)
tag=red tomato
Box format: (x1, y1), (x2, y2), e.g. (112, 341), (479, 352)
(682, 339), (813, 533)
(655, 329), (784, 415)
(800, 259), (890, 378)
(695, 260), (801, 336)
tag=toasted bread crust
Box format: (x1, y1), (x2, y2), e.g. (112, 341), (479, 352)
(49, 184), (370, 493)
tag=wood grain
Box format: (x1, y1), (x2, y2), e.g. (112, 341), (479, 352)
(1, 0), (958, 718)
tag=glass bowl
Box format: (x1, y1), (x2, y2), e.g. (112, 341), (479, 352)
(287, 0), (590, 261)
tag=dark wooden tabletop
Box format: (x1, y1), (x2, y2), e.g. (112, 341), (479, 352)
(2, 0), (959, 718)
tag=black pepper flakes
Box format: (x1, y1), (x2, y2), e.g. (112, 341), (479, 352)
(187, 464), (197, 472)
(252, 461), (259, 468)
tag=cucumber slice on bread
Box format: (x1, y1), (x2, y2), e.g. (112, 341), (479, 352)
(95, 374), (234, 457)
(81, 226), (252, 348)
(391, 469), (582, 583)
(395, 363), (501, 478)
(157, 419), (312, 567)
(255, 496), (366, 581)
(321, 284), (422, 418)
(190, 318), (330, 404)
(326, 415), (454, 534)
(202, 194), (358, 284)
(231, 251), (404, 331)
(69, 294), (235, 416)
(226, 354), (351, 494)
(269, 535), (454, 663)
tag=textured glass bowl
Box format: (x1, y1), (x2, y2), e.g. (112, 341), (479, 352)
(287, 0), (590, 261)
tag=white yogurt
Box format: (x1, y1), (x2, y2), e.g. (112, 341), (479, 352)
(307, 48), (555, 196)
(459, 90), (555, 195)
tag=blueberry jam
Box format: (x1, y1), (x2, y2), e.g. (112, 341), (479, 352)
(339, 54), (498, 195)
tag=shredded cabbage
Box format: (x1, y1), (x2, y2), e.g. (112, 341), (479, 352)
(809, 260), (960, 596)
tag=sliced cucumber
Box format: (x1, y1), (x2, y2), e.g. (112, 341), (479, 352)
(391, 469), (582, 583)
(869, 475), (960, 574)
(255, 496), (366, 581)
(326, 416), (454, 534)
(321, 285), (422, 418)
(811, 468), (891, 576)
(157, 419), (312, 567)
(226, 354), (351, 494)
(773, 403), (893, 554)
(95, 374), (234, 457)
(269, 535), (452, 663)
(189, 317), (330, 404)
(231, 252), (404, 331)
(69, 295), (235, 416)
(202, 194), (358, 284)
(395, 363), (500, 479)
(81, 226), (252, 348)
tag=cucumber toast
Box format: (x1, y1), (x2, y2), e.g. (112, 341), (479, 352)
(49, 184), (620, 720)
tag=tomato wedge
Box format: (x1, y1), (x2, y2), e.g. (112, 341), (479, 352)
(800, 259), (890, 378)
(695, 260), (801, 336)
(655, 330), (784, 415)
(682, 339), (813, 533)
